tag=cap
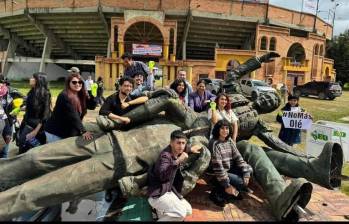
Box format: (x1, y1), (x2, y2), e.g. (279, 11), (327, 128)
(67, 67), (80, 73)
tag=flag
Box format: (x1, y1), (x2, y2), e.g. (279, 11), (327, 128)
(302, 0), (318, 15)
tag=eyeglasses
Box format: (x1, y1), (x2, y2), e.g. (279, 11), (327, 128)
(71, 80), (83, 85)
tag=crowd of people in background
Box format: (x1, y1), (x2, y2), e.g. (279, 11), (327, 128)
(0, 52), (309, 221)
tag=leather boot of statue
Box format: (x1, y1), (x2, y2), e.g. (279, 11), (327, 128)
(236, 141), (313, 221)
(257, 131), (344, 189)
(264, 142), (343, 190)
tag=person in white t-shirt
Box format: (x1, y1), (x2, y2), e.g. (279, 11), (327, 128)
(85, 75), (94, 97)
(208, 93), (238, 142)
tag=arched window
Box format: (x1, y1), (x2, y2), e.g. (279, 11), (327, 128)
(260, 36), (267, 50)
(314, 44), (319, 55)
(269, 37), (276, 51)
(319, 45), (324, 56)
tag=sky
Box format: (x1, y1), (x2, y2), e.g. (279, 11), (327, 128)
(269, 0), (349, 36)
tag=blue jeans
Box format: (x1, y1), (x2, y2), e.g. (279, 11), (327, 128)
(45, 132), (62, 143)
(213, 167), (248, 192)
(0, 144), (9, 158)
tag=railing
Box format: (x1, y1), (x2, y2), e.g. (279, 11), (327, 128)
(282, 57), (311, 72)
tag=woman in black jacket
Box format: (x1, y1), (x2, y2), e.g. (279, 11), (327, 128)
(18, 72), (52, 153)
(44, 73), (93, 143)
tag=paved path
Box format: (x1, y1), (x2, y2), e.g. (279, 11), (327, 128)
(184, 177), (349, 221)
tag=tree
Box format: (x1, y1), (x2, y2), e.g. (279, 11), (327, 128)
(327, 29), (349, 83)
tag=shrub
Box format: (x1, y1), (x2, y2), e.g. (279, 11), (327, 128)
(343, 83), (349, 90)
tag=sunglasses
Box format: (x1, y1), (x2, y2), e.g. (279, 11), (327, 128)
(71, 80), (83, 85)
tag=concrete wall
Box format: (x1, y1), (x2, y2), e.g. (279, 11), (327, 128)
(6, 62), (95, 81)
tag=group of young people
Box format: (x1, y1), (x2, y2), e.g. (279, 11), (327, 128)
(0, 68), (109, 158)
(93, 53), (255, 221)
(0, 52), (308, 221)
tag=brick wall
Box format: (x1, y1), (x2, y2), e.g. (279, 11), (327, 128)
(0, 0), (332, 39)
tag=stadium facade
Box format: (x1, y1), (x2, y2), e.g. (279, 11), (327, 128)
(0, 0), (335, 90)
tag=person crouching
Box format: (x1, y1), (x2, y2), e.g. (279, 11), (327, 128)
(208, 119), (253, 207)
(147, 130), (202, 221)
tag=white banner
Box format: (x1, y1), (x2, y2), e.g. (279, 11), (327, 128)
(306, 121), (349, 161)
(132, 44), (162, 56)
(281, 111), (313, 130)
(302, 0), (317, 15)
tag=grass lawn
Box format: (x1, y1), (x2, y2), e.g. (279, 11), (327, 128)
(10, 81), (349, 196)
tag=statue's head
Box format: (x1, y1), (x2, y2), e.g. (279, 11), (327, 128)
(218, 82), (242, 95)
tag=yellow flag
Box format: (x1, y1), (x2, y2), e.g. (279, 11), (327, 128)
(148, 61), (155, 70)
(91, 83), (98, 97)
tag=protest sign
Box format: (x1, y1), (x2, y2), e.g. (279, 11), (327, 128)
(281, 111), (312, 130)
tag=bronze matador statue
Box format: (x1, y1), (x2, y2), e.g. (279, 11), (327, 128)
(0, 53), (343, 221)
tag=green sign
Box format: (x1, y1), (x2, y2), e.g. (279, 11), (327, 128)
(333, 130), (346, 138)
(311, 130), (329, 141)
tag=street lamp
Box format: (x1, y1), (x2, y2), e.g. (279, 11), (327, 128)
(331, 2), (340, 39)
(332, 3), (340, 26)
(313, 0), (320, 33)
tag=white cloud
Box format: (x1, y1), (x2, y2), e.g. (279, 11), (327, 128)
(269, 0), (348, 36)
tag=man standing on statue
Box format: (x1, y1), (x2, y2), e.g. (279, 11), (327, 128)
(121, 52), (154, 90)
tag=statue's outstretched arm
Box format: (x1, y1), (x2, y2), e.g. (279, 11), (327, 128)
(226, 52), (280, 82)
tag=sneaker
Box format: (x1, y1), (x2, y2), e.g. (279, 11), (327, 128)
(209, 191), (226, 207)
(151, 208), (159, 221)
(225, 192), (243, 203)
(242, 187), (254, 194)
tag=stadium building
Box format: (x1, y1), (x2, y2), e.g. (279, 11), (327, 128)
(0, 0), (336, 90)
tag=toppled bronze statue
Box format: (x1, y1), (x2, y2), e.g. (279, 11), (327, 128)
(0, 52), (344, 221)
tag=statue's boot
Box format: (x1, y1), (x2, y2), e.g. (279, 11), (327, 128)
(257, 129), (344, 189)
(118, 136), (211, 198)
(264, 142), (343, 190)
(236, 141), (312, 221)
(97, 96), (207, 131)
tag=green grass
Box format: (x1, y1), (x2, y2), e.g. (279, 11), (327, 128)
(11, 80), (65, 97)
(9, 81), (349, 196)
(11, 80), (115, 99)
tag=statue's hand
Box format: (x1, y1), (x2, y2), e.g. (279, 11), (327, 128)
(252, 91), (281, 114)
(259, 52), (280, 63)
(148, 88), (179, 99)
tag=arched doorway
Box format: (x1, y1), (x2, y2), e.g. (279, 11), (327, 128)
(124, 21), (164, 61)
(324, 67), (331, 81)
(287, 43), (306, 62)
(286, 43), (306, 92)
